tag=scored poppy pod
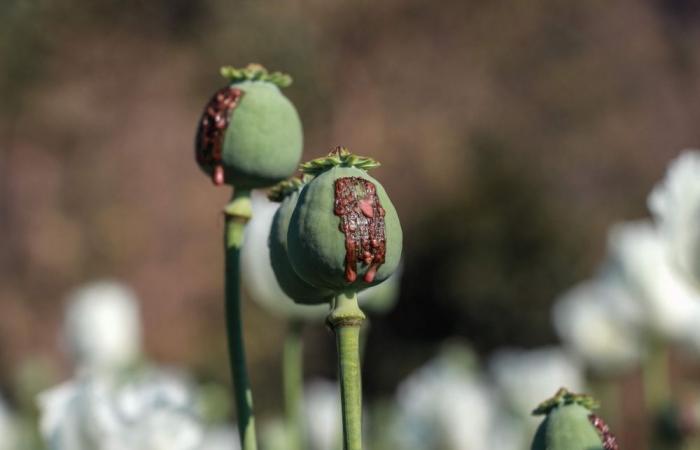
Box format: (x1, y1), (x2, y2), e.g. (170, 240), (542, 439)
(195, 63), (303, 189)
(287, 147), (403, 294)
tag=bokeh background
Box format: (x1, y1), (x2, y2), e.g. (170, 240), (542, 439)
(3, 0), (700, 448)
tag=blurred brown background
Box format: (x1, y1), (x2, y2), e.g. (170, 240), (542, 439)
(2, 0), (700, 447)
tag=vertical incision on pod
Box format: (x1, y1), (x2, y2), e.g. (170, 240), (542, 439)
(588, 414), (619, 450)
(334, 177), (387, 283)
(196, 86), (244, 186)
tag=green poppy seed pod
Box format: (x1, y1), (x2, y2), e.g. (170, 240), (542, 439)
(268, 178), (335, 304)
(195, 64), (303, 189)
(531, 388), (619, 450)
(287, 147), (403, 293)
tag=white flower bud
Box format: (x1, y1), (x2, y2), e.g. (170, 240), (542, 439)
(64, 281), (141, 375)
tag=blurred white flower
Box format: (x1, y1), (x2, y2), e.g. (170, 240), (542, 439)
(488, 347), (584, 424)
(0, 396), (18, 450)
(552, 279), (644, 375)
(393, 344), (498, 450)
(604, 220), (700, 346)
(260, 418), (291, 450)
(37, 380), (84, 450)
(241, 192), (327, 321)
(304, 379), (341, 450)
(260, 385), (342, 450)
(200, 425), (240, 450)
(648, 150), (700, 285)
(64, 281), (142, 375)
(38, 369), (203, 450)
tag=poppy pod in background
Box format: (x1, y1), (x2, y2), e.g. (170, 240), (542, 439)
(287, 147), (403, 294)
(530, 389), (619, 450)
(267, 178), (335, 305)
(195, 64), (303, 189)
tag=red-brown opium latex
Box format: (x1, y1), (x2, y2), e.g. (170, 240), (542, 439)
(334, 177), (387, 283)
(588, 414), (619, 450)
(195, 86), (244, 186)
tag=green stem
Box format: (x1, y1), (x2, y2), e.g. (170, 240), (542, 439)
(328, 292), (366, 450)
(644, 336), (670, 414)
(644, 336), (672, 449)
(283, 320), (305, 450)
(224, 189), (257, 450)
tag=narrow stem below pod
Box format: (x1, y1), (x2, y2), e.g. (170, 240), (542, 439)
(224, 189), (258, 450)
(328, 292), (366, 450)
(643, 336), (670, 416)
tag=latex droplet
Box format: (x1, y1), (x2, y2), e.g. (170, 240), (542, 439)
(364, 263), (379, 283)
(359, 199), (374, 218)
(213, 165), (225, 186)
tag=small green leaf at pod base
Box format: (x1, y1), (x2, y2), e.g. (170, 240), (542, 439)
(269, 186), (335, 304)
(287, 166), (403, 294)
(531, 389), (618, 450)
(195, 65), (303, 189)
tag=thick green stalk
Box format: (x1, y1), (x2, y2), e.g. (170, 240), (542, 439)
(224, 189), (257, 450)
(328, 292), (366, 450)
(284, 320), (305, 450)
